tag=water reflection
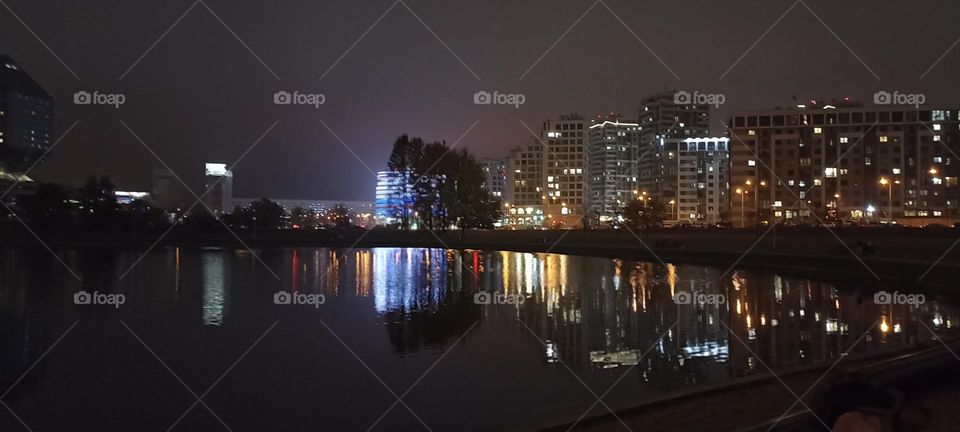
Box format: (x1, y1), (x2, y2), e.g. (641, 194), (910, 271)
(2, 246), (959, 428)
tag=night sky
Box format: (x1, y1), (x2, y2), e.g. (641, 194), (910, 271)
(2, 0), (959, 201)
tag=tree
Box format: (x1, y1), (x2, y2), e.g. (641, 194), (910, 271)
(22, 183), (72, 230)
(620, 199), (665, 229)
(249, 198), (284, 230)
(119, 199), (170, 233)
(290, 206), (315, 229)
(387, 135), (425, 229)
(330, 203), (352, 228)
(77, 175), (119, 231)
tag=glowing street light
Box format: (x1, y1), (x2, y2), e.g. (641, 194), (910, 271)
(736, 188), (745, 228)
(879, 177), (899, 224)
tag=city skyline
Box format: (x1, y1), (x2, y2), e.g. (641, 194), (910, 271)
(2, 0), (960, 201)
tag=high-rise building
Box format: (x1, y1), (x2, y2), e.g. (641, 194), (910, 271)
(638, 90), (710, 200)
(659, 137), (730, 225)
(728, 103), (960, 227)
(204, 163), (233, 215)
(152, 168), (189, 210)
(480, 157), (508, 199)
(587, 116), (640, 225)
(0, 55), (54, 182)
(540, 114), (588, 228)
(505, 143), (543, 227)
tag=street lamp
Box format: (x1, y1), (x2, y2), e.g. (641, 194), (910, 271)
(736, 188), (745, 228)
(669, 199), (676, 224)
(879, 177), (899, 224)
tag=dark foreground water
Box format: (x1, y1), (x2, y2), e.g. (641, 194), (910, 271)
(0, 247), (956, 431)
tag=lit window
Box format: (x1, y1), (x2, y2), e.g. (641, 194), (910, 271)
(814, 127), (822, 134)
(934, 135), (941, 142)
(748, 130), (756, 136)
(892, 168), (901, 175)
(748, 160), (756, 167)
(825, 168), (837, 178)
(934, 124), (942, 131)
(840, 137), (848, 143)
(880, 136), (888, 143)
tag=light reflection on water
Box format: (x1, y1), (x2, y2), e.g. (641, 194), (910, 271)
(1, 246), (957, 431)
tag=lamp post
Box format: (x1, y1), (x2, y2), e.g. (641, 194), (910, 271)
(834, 193), (841, 222)
(736, 188), (745, 228)
(879, 177), (899, 224)
(669, 199), (676, 224)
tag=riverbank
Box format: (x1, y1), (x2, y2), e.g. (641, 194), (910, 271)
(3, 226), (959, 296)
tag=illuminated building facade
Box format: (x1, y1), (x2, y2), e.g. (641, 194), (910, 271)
(505, 143), (543, 227)
(729, 104), (960, 226)
(203, 163), (233, 215)
(638, 91), (710, 202)
(374, 170), (442, 227)
(658, 137), (730, 225)
(587, 116), (640, 225)
(480, 157), (507, 199)
(0, 55), (54, 182)
(540, 114), (588, 228)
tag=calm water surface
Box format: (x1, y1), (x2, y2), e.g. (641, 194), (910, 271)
(0, 247), (956, 431)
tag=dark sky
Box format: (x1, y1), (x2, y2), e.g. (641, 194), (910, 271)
(3, 0), (959, 201)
